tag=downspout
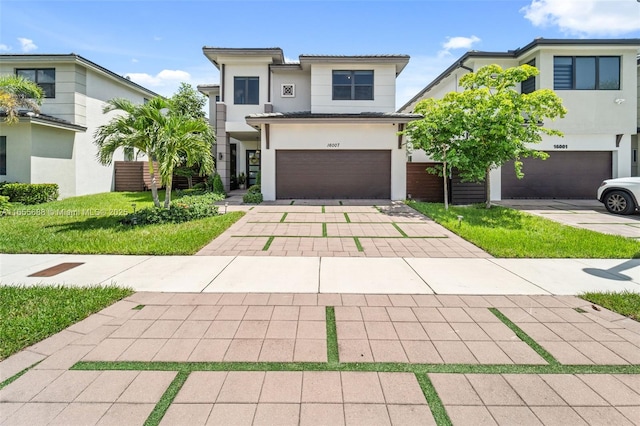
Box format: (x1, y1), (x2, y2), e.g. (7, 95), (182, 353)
(456, 60), (473, 92)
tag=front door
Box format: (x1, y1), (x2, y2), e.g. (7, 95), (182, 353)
(230, 143), (237, 189)
(246, 150), (261, 187)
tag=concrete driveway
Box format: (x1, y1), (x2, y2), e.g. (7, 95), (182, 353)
(496, 200), (640, 240)
(198, 201), (490, 258)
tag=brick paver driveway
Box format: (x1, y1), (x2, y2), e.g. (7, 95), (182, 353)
(198, 201), (489, 258)
(2, 292), (639, 425)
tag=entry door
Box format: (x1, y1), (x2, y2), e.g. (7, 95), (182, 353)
(246, 150), (261, 187)
(230, 143), (237, 190)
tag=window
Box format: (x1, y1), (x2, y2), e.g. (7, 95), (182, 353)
(521, 59), (536, 94)
(234, 77), (259, 104)
(16, 68), (56, 98)
(553, 56), (620, 90)
(0, 136), (6, 175)
(332, 70), (373, 100)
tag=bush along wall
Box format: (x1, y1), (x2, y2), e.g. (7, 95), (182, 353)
(243, 184), (263, 204)
(1, 183), (59, 204)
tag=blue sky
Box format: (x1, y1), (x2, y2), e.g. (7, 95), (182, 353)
(1, 0), (639, 109)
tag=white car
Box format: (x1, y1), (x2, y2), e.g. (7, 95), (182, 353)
(597, 177), (640, 215)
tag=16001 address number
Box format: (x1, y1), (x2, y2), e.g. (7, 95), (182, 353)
(553, 144), (568, 149)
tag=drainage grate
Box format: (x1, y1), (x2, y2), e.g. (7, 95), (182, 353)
(28, 262), (85, 277)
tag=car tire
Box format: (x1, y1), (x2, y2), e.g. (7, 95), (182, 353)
(604, 190), (635, 215)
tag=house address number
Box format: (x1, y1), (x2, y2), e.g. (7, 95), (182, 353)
(327, 143), (340, 148)
(553, 144), (568, 149)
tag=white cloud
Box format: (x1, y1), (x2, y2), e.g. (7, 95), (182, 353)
(442, 35), (481, 51)
(0, 44), (10, 52)
(125, 69), (192, 96)
(522, 0), (640, 36)
(439, 35), (481, 58)
(131, 58), (139, 63)
(18, 38), (37, 52)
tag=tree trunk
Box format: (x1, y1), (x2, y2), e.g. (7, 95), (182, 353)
(443, 161), (449, 210)
(187, 175), (193, 189)
(147, 157), (161, 208)
(164, 176), (173, 209)
(485, 166), (492, 209)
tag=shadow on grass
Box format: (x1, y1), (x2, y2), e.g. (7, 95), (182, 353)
(45, 215), (131, 232)
(414, 202), (528, 231)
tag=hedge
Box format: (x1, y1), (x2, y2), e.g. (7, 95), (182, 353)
(1, 183), (59, 205)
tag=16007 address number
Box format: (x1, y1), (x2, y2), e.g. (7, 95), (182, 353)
(553, 144), (568, 149)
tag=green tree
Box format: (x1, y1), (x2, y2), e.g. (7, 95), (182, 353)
(94, 97), (167, 207)
(0, 75), (44, 124)
(405, 64), (567, 208)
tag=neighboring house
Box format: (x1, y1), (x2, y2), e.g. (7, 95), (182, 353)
(199, 47), (420, 200)
(400, 38), (640, 201)
(0, 54), (158, 198)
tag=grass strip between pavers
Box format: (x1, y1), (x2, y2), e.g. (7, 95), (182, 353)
(392, 222), (409, 237)
(344, 212), (351, 223)
(70, 361), (640, 375)
(0, 361), (41, 390)
(326, 306), (339, 365)
(322, 205), (326, 213)
(322, 223), (328, 237)
(415, 373), (452, 426)
(231, 234), (447, 239)
(353, 237), (364, 252)
(490, 308), (560, 366)
(280, 212), (288, 223)
(144, 370), (190, 426)
(262, 236), (275, 251)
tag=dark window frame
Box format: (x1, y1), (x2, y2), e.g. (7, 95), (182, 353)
(521, 59), (536, 94)
(332, 70), (374, 101)
(16, 68), (56, 98)
(234, 76), (259, 105)
(0, 136), (6, 175)
(553, 56), (620, 90)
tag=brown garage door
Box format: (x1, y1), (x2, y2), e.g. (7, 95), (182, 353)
(406, 163), (444, 202)
(276, 150), (391, 199)
(501, 151), (612, 199)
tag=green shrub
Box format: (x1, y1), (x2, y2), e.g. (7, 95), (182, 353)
(243, 191), (263, 204)
(256, 171), (261, 186)
(120, 192), (223, 225)
(1, 183), (59, 204)
(213, 173), (225, 195)
(0, 195), (11, 216)
(247, 184), (261, 194)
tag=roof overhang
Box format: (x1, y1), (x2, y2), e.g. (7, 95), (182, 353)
(202, 47), (285, 69)
(16, 114), (87, 132)
(246, 112), (421, 128)
(299, 55), (410, 75)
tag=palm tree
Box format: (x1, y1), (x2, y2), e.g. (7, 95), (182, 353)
(0, 74), (44, 124)
(94, 95), (214, 209)
(154, 115), (214, 207)
(93, 97), (167, 207)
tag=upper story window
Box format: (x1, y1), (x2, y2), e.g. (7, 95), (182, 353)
(553, 56), (620, 90)
(332, 70), (374, 100)
(234, 77), (259, 105)
(16, 68), (55, 98)
(521, 59), (536, 94)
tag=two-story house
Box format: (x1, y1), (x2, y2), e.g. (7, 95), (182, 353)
(0, 54), (158, 198)
(400, 38), (640, 201)
(199, 47), (420, 201)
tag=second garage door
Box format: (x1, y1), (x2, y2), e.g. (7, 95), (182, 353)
(276, 150), (391, 199)
(501, 151), (612, 199)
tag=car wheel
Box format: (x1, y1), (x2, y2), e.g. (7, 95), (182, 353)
(604, 190), (635, 215)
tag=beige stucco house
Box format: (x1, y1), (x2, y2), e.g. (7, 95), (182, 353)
(400, 38), (640, 201)
(199, 48), (420, 201)
(0, 54), (158, 198)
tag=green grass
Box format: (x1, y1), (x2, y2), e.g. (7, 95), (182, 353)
(0, 285), (133, 360)
(0, 192), (245, 255)
(408, 201), (640, 258)
(580, 291), (640, 321)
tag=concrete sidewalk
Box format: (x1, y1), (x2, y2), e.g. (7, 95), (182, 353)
(2, 254), (639, 295)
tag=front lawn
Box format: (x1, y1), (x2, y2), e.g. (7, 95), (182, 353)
(0, 285), (133, 360)
(580, 291), (640, 321)
(0, 192), (244, 255)
(408, 201), (640, 258)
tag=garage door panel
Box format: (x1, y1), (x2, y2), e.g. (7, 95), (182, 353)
(501, 151), (612, 199)
(276, 150), (391, 199)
